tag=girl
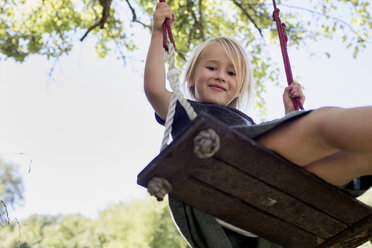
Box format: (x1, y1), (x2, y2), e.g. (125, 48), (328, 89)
(144, 2), (372, 247)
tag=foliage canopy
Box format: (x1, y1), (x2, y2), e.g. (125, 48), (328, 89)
(0, 198), (188, 248)
(1, 0), (372, 109)
(0, 194), (371, 247)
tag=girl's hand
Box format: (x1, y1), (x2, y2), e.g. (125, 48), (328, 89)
(152, 2), (176, 34)
(283, 81), (306, 114)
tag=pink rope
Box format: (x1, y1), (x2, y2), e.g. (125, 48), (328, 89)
(272, 0), (304, 110)
(159, 0), (176, 51)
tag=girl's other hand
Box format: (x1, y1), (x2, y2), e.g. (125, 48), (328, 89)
(152, 2), (176, 34)
(283, 81), (306, 114)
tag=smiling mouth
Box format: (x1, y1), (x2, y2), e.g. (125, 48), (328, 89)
(209, 84), (226, 91)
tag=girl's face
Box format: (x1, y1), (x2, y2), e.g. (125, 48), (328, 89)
(190, 43), (240, 106)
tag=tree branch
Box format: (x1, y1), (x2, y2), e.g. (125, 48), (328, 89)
(279, 4), (372, 44)
(80, 0), (112, 41)
(176, 50), (186, 61)
(186, 0), (205, 41)
(0, 200), (10, 225)
(46, 41), (73, 87)
(124, 0), (151, 28)
(80, 21), (101, 41)
(281, 4), (357, 33)
(231, 0), (263, 37)
(198, 0), (205, 40)
(114, 39), (127, 65)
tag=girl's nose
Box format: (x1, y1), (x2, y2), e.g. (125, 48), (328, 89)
(216, 71), (226, 82)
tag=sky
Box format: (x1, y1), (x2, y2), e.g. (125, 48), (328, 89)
(1, 2), (372, 221)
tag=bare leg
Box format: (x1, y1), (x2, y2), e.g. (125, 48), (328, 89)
(304, 152), (372, 186)
(257, 106), (372, 165)
(257, 106), (372, 184)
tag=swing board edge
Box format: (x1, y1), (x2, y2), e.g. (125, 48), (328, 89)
(315, 214), (372, 248)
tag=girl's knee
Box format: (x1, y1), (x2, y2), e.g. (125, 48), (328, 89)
(309, 106), (343, 126)
(308, 107), (348, 143)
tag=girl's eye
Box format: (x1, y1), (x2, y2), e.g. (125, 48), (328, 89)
(207, 66), (216, 71)
(228, 71), (236, 76)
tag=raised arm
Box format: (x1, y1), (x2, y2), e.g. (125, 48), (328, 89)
(144, 2), (175, 120)
(283, 81), (306, 114)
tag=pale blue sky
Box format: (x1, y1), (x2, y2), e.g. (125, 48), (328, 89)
(0, 2), (371, 221)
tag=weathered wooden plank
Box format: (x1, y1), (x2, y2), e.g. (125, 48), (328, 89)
(190, 158), (347, 239)
(170, 177), (318, 248)
(316, 214), (372, 248)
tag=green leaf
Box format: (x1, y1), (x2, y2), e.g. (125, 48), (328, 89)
(353, 46), (359, 58)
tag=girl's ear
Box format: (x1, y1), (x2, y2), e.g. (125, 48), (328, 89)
(189, 80), (195, 87)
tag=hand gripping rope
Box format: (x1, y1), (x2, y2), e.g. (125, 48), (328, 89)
(159, 0), (176, 51)
(272, 0), (304, 110)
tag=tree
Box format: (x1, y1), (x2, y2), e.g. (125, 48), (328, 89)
(0, 198), (188, 248)
(0, 195), (371, 247)
(0, 160), (24, 224)
(95, 198), (187, 247)
(1, 0), (371, 109)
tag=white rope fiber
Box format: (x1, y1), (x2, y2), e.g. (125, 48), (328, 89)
(148, 43), (197, 201)
(160, 42), (197, 151)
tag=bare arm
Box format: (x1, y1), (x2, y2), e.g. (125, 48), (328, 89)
(144, 3), (175, 120)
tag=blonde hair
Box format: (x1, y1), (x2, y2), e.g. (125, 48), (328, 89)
(184, 36), (254, 109)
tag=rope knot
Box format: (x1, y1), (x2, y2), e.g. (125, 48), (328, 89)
(193, 129), (220, 159)
(281, 23), (288, 43)
(272, 8), (280, 20)
(147, 177), (172, 201)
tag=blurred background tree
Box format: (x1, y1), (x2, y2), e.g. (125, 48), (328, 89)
(1, 195), (371, 247)
(0, 160), (24, 224)
(0, 198), (188, 248)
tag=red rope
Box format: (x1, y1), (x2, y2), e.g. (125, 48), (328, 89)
(159, 0), (176, 51)
(272, 0), (304, 110)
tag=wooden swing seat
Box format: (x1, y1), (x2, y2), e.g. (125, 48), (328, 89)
(137, 112), (372, 248)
